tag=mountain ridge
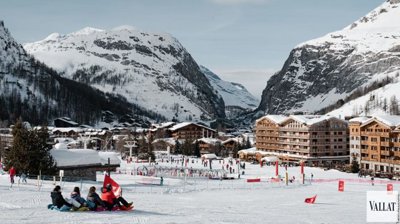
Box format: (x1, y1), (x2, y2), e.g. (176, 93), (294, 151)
(24, 26), (226, 121)
(258, 0), (400, 115)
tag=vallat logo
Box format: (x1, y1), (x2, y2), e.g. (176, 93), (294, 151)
(369, 201), (397, 212)
(367, 191), (399, 223)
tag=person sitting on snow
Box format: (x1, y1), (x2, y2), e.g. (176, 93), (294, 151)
(101, 183), (132, 211)
(49, 185), (72, 211)
(87, 186), (106, 210)
(71, 186), (94, 210)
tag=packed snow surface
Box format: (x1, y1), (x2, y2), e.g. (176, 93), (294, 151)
(0, 157), (395, 224)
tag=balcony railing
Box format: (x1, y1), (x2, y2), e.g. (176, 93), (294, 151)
(279, 141), (309, 146)
(279, 134), (310, 139)
(361, 132), (389, 137)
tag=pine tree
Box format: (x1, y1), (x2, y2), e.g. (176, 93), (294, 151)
(174, 140), (181, 155)
(3, 120), (56, 175)
(194, 141), (200, 158)
(28, 126), (56, 175)
(351, 159), (360, 173)
(3, 119), (30, 172)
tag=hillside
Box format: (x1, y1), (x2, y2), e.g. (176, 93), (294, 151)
(258, 0), (400, 115)
(24, 26), (225, 121)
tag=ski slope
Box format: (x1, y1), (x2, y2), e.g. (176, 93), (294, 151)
(0, 158), (394, 224)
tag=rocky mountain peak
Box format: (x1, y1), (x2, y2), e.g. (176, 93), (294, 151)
(24, 26), (226, 121)
(258, 0), (400, 115)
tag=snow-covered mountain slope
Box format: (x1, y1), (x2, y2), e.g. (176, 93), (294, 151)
(24, 26), (225, 121)
(328, 73), (400, 118)
(0, 21), (146, 125)
(258, 0), (400, 114)
(200, 66), (259, 110)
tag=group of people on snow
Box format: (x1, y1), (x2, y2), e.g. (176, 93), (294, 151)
(49, 184), (132, 212)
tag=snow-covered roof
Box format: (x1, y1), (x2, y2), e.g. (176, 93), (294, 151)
(256, 115), (287, 124)
(99, 151), (121, 166)
(152, 138), (177, 145)
(222, 138), (239, 145)
(348, 116), (371, 124)
(51, 148), (120, 167)
(169, 122), (215, 132)
(195, 138), (221, 145)
(261, 156), (279, 162)
(52, 127), (83, 133)
(362, 115), (400, 128)
(284, 115), (344, 126)
(238, 147), (256, 153)
(201, 153), (218, 159)
(153, 122), (175, 129)
(51, 149), (102, 167)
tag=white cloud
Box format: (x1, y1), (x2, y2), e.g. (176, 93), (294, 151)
(213, 68), (277, 99)
(209, 0), (271, 5)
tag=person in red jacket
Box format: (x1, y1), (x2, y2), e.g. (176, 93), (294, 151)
(9, 166), (16, 185)
(101, 184), (132, 211)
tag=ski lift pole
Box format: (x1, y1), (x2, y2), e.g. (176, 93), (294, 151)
(107, 158), (110, 176)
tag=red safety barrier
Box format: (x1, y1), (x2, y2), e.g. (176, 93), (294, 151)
(338, 180), (344, 192)
(311, 178), (400, 185)
(247, 178), (261, 183)
(388, 183), (394, 192)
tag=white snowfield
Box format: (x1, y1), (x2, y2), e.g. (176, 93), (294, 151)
(0, 158), (395, 224)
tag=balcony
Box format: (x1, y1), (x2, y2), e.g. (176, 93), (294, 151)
(360, 132), (389, 137)
(380, 150), (393, 156)
(279, 134), (310, 139)
(280, 127), (308, 131)
(381, 142), (391, 147)
(279, 141), (309, 146)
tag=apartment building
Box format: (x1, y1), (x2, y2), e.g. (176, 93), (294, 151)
(168, 122), (217, 140)
(255, 115), (349, 164)
(349, 116), (400, 173)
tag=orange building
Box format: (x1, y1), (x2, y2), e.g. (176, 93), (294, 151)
(255, 115), (349, 165)
(349, 116), (400, 173)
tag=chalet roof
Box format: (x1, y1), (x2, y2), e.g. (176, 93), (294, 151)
(222, 138), (239, 144)
(256, 115), (287, 124)
(194, 138), (221, 145)
(52, 127), (84, 133)
(152, 137), (178, 145)
(169, 122), (215, 132)
(348, 116), (371, 124)
(51, 148), (120, 167)
(285, 115), (344, 126)
(361, 115), (400, 128)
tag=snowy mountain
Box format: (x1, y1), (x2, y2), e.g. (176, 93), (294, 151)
(0, 21), (152, 126)
(200, 66), (259, 118)
(258, 0), (400, 114)
(24, 26), (225, 121)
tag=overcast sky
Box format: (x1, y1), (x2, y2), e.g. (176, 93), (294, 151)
(1, 0), (383, 99)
